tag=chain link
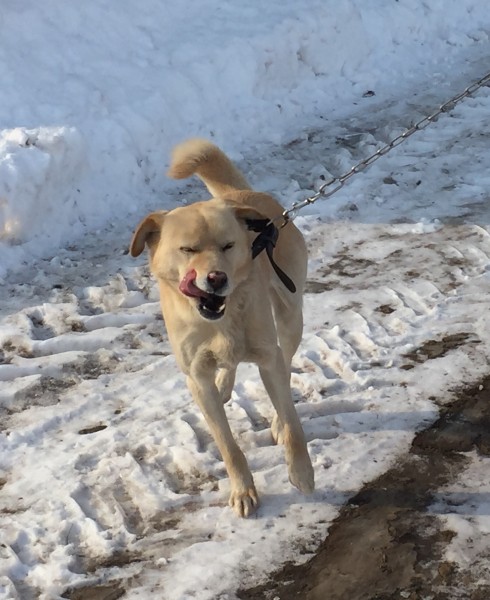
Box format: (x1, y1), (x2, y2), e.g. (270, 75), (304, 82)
(279, 71), (490, 226)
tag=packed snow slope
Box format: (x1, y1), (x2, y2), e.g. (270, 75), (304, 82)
(1, 0), (490, 275)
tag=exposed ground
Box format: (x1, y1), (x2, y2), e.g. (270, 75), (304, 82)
(239, 376), (490, 600)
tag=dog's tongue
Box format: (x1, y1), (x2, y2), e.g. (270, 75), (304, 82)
(179, 270), (210, 299)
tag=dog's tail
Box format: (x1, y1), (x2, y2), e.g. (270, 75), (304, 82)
(167, 138), (251, 197)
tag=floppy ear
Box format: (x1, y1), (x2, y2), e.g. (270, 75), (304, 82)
(231, 205), (269, 223)
(129, 211), (168, 257)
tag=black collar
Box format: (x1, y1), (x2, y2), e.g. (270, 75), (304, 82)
(245, 219), (296, 293)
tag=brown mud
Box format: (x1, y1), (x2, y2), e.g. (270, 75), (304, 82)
(238, 376), (490, 600)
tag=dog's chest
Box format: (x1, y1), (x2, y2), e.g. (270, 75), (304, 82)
(172, 324), (246, 371)
(206, 327), (268, 368)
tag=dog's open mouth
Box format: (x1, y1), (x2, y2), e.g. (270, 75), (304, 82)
(179, 271), (226, 320)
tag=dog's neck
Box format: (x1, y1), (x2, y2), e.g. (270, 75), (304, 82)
(246, 219), (296, 293)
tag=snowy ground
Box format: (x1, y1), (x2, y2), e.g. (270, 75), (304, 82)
(1, 2), (490, 599)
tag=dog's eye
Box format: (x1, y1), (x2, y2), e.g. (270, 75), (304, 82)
(180, 246), (198, 254)
(222, 242), (234, 252)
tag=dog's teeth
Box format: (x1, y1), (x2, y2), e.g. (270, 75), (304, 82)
(217, 304), (225, 313)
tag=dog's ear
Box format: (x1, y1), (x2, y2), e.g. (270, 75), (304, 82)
(130, 211), (168, 257)
(231, 205), (269, 224)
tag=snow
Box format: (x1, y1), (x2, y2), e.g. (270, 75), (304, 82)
(1, 1), (490, 599)
(2, 0), (490, 275)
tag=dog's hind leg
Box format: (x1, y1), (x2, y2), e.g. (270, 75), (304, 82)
(270, 287), (304, 371)
(258, 347), (314, 495)
(276, 305), (303, 371)
(271, 300), (304, 445)
(186, 373), (258, 517)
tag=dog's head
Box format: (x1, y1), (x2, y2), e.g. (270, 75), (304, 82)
(130, 199), (267, 321)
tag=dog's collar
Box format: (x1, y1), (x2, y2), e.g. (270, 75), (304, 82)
(246, 219), (296, 293)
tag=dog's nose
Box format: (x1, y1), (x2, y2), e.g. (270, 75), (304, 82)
(207, 271), (228, 291)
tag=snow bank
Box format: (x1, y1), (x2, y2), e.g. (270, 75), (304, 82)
(0, 0), (489, 275)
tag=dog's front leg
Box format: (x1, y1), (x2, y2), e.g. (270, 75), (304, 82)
(215, 367), (236, 404)
(186, 373), (258, 517)
(258, 347), (315, 495)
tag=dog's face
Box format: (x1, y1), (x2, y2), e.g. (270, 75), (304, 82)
(130, 199), (266, 321)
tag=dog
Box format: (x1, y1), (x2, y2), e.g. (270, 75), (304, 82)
(130, 139), (314, 517)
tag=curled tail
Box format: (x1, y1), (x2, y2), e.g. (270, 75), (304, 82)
(167, 138), (251, 197)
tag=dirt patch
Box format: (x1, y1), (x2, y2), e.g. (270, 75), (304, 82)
(304, 279), (339, 293)
(78, 424), (108, 435)
(238, 376), (490, 600)
(376, 304), (396, 315)
(69, 354), (122, 379)
(403, 332), (477, 363)
(325, 255), (376, 278)
(62, 583), (126, 600)
(4, 375), (78, 415)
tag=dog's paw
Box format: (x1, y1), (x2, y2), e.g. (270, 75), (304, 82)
(271, 414), (284, 445)
(289, 455), (315, 495)
(229, 486), (259, 518)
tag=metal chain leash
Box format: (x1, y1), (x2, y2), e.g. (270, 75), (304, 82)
(279, 71), (490, 226)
